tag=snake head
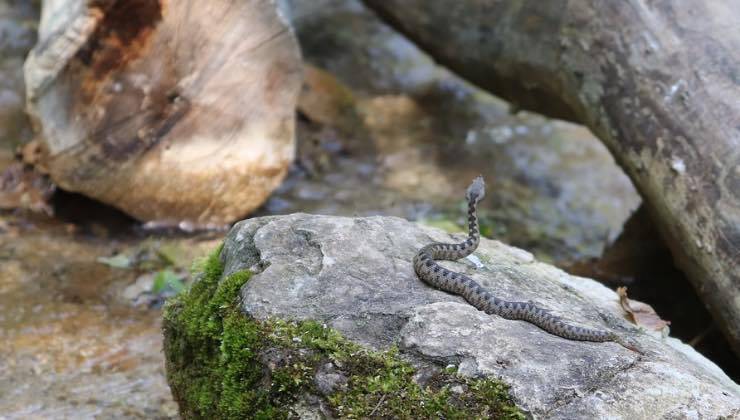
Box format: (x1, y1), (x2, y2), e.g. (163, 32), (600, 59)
(466, 176), (486, 203)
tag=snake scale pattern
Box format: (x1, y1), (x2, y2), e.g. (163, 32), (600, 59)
(414, 176), (638, 351)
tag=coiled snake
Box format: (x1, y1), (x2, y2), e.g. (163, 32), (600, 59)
(414, 176), (640, 352)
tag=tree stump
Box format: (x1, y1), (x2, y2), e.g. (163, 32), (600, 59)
(24, 0), (303, 227)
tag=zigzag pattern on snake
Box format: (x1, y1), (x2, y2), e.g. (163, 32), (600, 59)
(413, 176), (638, 352)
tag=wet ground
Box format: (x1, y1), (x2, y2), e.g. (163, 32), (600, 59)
(0, 0), (735, 418)
(0, 217), (220, 418)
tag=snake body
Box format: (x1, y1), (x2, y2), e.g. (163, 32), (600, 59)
(414, 176), (635, 349)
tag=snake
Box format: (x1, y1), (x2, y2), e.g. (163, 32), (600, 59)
(413, 176), (640, 353)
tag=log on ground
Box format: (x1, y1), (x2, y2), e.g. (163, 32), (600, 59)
(24, 0), (303, 227)
(363, 0), (740, 356)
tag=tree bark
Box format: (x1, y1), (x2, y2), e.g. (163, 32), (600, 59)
(24, 0), (303, 226)
(363, 0), (740, 355)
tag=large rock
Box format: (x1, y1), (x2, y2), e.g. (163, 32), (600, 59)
(24, 0), (302, 226)
(165, 213), (739, 418)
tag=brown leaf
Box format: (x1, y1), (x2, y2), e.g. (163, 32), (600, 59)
(617, 286), (671, 331)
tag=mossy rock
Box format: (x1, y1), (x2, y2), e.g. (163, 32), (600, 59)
(163, 245), (525, 419)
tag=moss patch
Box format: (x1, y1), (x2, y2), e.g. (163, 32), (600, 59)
(163, 245), (272, 419)
(163, 244), (525, 419)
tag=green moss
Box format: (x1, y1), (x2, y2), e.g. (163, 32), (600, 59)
(164, 245), (275, 419)
(327, 346), (523, 419)
(163, 244), (525, 420)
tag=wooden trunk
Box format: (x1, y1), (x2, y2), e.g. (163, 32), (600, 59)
(363, 0), (740, 355)
(25, 0), (303, 226)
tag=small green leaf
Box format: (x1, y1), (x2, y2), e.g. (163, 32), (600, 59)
(152, 269), (185, 294)
(97, 254), (132, 269)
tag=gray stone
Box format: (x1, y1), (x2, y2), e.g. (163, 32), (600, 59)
(222, 213), (739, 419)
(314, 363), (348, 396)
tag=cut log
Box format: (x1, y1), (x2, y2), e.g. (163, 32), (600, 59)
(24, 0), (303, 226)
(363, 0), (740, 355)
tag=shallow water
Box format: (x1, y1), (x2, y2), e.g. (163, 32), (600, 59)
(0, 221), (220, 418)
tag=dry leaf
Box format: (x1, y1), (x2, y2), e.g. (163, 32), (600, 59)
(617, 286), (671, 332)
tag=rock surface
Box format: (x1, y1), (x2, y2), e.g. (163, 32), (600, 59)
(216, 213), (739, 418)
